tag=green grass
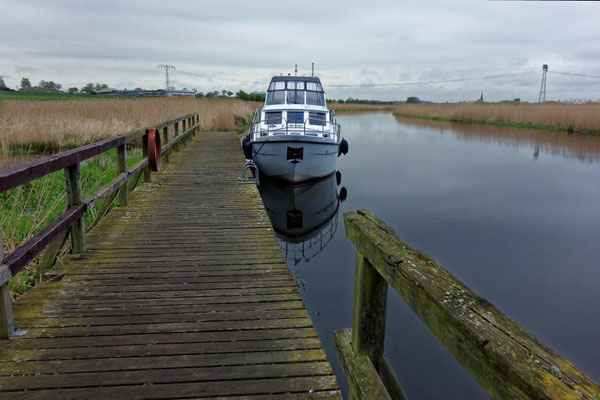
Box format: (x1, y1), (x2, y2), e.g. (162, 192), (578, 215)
(393, 113), (600, 136)
(1, 147), (143, 298)
(0, 91), (131, 100)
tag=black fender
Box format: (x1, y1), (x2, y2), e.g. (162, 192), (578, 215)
(242, 134), (253, 159)
(338, 138), (349, 157)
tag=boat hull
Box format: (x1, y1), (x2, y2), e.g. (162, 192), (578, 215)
(251, 135), (339, 183)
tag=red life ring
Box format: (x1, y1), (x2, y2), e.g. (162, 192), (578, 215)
(147, 128), (162, 171)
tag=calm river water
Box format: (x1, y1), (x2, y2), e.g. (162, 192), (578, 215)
(258, 112), (600, 399)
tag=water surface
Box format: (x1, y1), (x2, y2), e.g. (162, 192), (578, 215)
(258, 113), (600, 399)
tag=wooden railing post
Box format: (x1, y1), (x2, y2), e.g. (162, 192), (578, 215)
(352, 250), (388, 367)
(174, 121), (180, 137)
(163, 127), (170, 163)
(65, 163), (86, 253)
(0, 223), (15, 339)
(117, 143), (128, 206)
(142, 132), (151, 183)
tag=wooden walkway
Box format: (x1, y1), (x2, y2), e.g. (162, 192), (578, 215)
(0, 132), (340, 398)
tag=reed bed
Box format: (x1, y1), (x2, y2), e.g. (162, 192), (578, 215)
(330, 102), (600, 134)
(0, 97), (260, 152)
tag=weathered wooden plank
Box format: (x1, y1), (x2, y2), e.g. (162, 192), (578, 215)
(16, 308), (310, 328)
(0, 327), (318, 351)
(344, 210), (600, 400)
(0, 348), (328, 376)
(0, 361), (334, 391)
(0, 376), (339, 399)
(1, 337), (324, 363)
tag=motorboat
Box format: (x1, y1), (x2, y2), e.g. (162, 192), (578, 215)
(242, 76), (348, 183)
(258, 172), (347, 265)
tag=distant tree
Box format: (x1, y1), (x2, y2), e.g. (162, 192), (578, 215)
(68, 87), (78, 94)
(195, 92), (204, 98)
(81, 83), (95, 93)
(20, 77), (31, 90)
(226, 90), (233, 97)
(406, 96), (420, 103)
(236, 90), (249, 100)
(94, 83), (108, 91)
(221, 90), (228, 97)
(134, 87), (143, 92)
(205, 92), (215, 98)
(192, 88), (197, 92)
(0, 78), (6, 89)
(182, 87), (188, 91)
(37, 80), (62, 90)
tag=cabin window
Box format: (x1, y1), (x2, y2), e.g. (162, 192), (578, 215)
(287, 90), (305, 104)
(306, 82), (323, 91)
(287, 111), (304, 124)
(265, 111), (282, 125)
(287, 81), (305, 90)
(269, 81), (285, 90)
(309, 112), (326, 126)
(266, 90), (285, 105)
(306, 91), (325, 106)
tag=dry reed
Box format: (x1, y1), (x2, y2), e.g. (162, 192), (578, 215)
(330, 102), (600, 133)
(0, 97), (260, 150)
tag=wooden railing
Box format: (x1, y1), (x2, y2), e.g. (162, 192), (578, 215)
(335, 210), (600, 400)
(0, 113), (200, 338)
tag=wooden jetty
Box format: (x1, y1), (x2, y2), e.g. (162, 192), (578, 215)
(0, 118), (340, 398)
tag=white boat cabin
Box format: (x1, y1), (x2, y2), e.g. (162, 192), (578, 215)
(253, 76), (339, 139)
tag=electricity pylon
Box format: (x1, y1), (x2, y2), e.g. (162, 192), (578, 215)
(158, 64), (176, 95)
(538, 64), (548, 103)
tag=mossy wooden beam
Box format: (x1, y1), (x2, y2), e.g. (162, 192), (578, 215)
(334, 329), (392, 400)
(344, 210), (600, 400)
(0, 223), (14, 339)
(117, 144), (128, 206)
(352, 251), (387, 364)
(64, 163), (86, 254)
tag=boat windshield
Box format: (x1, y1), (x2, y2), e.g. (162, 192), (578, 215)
(266, 80), (325, 106)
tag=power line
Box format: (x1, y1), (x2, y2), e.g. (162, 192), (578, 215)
(550, 71), (600, 79)
(176, 70), (266, 85)
(326, 72), (534, 87)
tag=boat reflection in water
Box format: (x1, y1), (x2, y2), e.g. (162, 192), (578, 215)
(259, 172), (347, 266)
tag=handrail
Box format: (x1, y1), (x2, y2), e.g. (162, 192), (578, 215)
(0, 112), (200, 338)
(336, 209), (600, 400)
(250, 116), (341, 140)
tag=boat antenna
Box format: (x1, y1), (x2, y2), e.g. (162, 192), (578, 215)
(312, 63), (314, 77)
(295, 64), (297, 76)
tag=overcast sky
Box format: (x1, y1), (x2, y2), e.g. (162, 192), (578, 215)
(1, 0), (599, 102)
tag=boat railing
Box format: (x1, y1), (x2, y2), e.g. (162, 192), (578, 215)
(250, 116), (341, 141)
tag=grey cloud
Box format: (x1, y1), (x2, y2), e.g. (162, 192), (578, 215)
(0, 0), (599, 101)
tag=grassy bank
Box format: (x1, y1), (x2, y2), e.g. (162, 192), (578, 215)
(330, 102), (600, 135)
(1, 97), (259, 298)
